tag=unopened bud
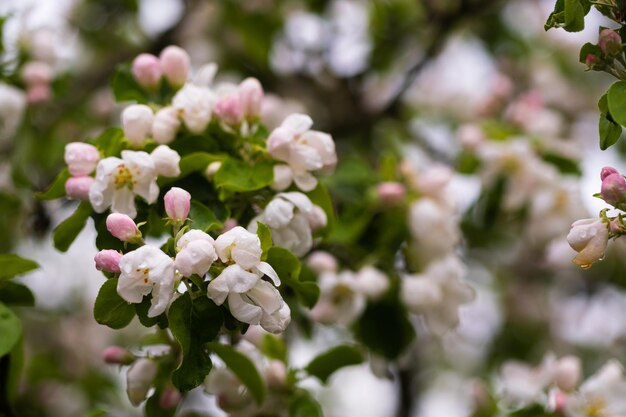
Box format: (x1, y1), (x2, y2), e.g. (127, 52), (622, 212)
(599, 28), (622, 56)
(159, 46), (190, 87)
(239, 77), (264, 119)
(106, 213), (142, 243)
(585, 53), (599, 69)
(102, 346), (134, 365)
(122, 104), (153, 146)
(164, 187), (191, 224)
(601, 170), (626, 207)
(307, 205), (327, 231)
(64, 142), (100, 176)
(26, 83), (51, 104)
(306, 251), (338, 273)
(214, 94), (244, 126)
(610, 218), (625, 234)
(376, 182), (406, 205)
(95, 250), (123, 273)
(21, 61), (53, 86)
(126, 358), (158, 406)
(152, 107), (180, 144)
(264, 360), (287, 388)
(205, 161), (222, 178)
(132, 53), (162, 89)
(601, 166), (619, 181)
(553, 356), (581, 392)
(65, 176), (94, 201)
(159, 386), (182, 409)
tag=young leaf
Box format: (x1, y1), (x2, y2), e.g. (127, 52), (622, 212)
(53, 202), (92, 252)
(93, 278), (135, 329)
(92, 127), (125, 157)
(169, 293), (222, 392)
(266, 247), (320, 308)
(304, 345), (364, 383)
(607, 81), (626, 127)
(259, 333), (287, 363)
(213, 158), (273, 193)
(0, 282), (35, 307)
(0, 254), (39, 280)
(0, 302), (22, 357)
(111, 64), (148, 104)
(256, 222), (272, 260)
(288, 392), (323, 417)
(599, 113), (622, 150)
(189, 200), (223, 232)
(36, 168), (70, 200)
(208, 342), (266, 405)
(307, 183), (336, 234)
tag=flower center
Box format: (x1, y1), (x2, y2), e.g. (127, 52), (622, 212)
(331, 283), (353, 304)
(585, 398), (607, 417)
(114, 165), (135, 190)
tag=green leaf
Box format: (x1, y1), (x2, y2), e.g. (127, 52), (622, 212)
(135, 295), (169, 329)
(600, 113), (622, 150)
(213, 158), (273, 193)
(159, 152), (224, 186)
(92, 128), (125, 157)
(145, 390), (176, 417)
(579, 42), (602, 65)
(540, 153), (581, 176)
(208, 342), (266, 404)
(111, 64), (148, 103)
(266, 247), (319, 308)
(288, 392), (323, 417)
(307, 183), (336, 234)
(259, 334), (287, 363)
(0, 254), (39, 280)
(607, 81), (626, 127)
(93, 278), (135, 329)
(305, 345), (364, 383)
(36, 168), (70, 200)
(256, 222), (272, 260)
(188, 200), (223, 232)
(169, 293), (222, 392)
(0, 302), (22, 356)
(564, 0), (586, 32)
(354, 294), (415, 359)
(53, 202), (92, 252)
(0, 282), (35, 307)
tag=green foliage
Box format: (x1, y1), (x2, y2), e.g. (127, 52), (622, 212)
(258, 334), (287, 363)
(544, 0), (591, 32)
(305, 345), (364, 383)
(0, 303), (22, 357)
(266, 247), (319, 308)
(169, 293), (222, 392)
(189, 200), (223, 232)
(540, 152), (581, 176)
(111, 64), (149, 104)
(135, 296), (169, 328)
(93, 278), (136, 329)
(145, 390), (176, 417)
(0, 282), (35, 307)
(288, 391), (323, 417)
(36, 168), (70, 200)
(208, 342), (266, 405)
(93, 127), (125, 157)
(256, 222), (272, 260)
(0, 254), (39, 280)
(307, 183), (336, 235)
(213, 158), (274, 195)
(599, 114), (622, 150)
(53, 202), (92, 252)
(608, 81), (626, 128)
(160, 152), (223, 186)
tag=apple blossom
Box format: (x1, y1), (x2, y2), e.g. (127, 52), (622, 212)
(566, 218), (609, 269)
(599, 28), (622, 56)
(553, 356), (581, 392)
(214, 226), (278, 277)
(214, 94), (244, 126)
(267, 113), (337, 191)
(376, 182), (406, 205)
(0, 83), (27, 141)
(354, 266), (389, 300)
(271, 164), (294, 191)
(174, 229), (217, 277)
(117, 245), (176, 317)
(94, 250), (123, 273)
(106, 213), (141, 243)
(121, 104), (154, 146)
(306, 251), (338, 273)
(164, 187), (191, 225)
(89, 150), (159, 218)
(150, 145), (181, 177)
(126, 358), (158, 406)
(102, 346), (134, 365)
(65, 176), (93, 200)
(309, 270), (366, 326)
(600, 168), (626, 208)
(565, 360), (626, 417)
(159, 45), (190, 87)
(21, 61), (53, 86)
(64, 142), (100, 176)
(159, 386), (182, 410)
(239, 77), (264, 119)
(131, 53), (162, 89)
(152, 107), (181, 144)
(172, 84), (215, 133)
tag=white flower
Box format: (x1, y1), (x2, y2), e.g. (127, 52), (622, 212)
(121, 104), (154, 146)
(172, 84), (216, 133)
(89, 150), (159, 218)
(267, 114), (336, 191)
(497, 357), (553, 409)
(0, 83), (27, 142)
(408, 198), (459, 263)
(118, 245), (176, 317)
(214, 226), (278, 277)
(150, 145), (181, 177)
(152, 107), (180, 144)
(566, 360), (626, 417)
(354, 266), (388, 300)
(126, 358), (158, 406)
(174, 230), (217, 277)
(309, 270), (365, 326)
(400, 256), (474, 334)
(567, 218), (609, 269)
(249, 192), (325, 257)
(271, 164), (294, 191)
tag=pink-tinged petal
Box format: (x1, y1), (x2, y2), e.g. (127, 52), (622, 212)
(256, 262), (281, 286)
(293, 172), (318, 192)
(282, 113), (313, 134)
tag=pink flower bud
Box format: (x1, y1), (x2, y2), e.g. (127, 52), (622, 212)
(21, 61), (53, 86)
(239, 77), (264, 119)
(122, 104), (154, 146)
(601, 172), (626, 207)
(65, 176), (93, 200)
(553, 356), (581, 392)
(222, 218), (238, 232)
(158, 386), (182, 409)
(599, 28), (622, 55)
(164, 187), (191, 224)
(264, 360), (287, 388)
(26, 83), (51, 104)
(64, 142), (100, 176)
(214, 94), (244, 126)
(131, 53), (162, 89)
(585, 53), (599, 68)
(159, 46), (190, 87)
(376, 182), (406, 205)
(102, 345), (134, 364)
(610, 218), (625, 234)
(106, 213), (141, 242)
(306, 251), (338, 273)
(601, 166), (620, 181)
(95, 250), (123, 273)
